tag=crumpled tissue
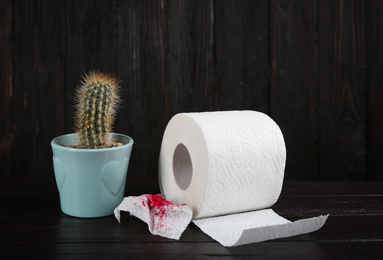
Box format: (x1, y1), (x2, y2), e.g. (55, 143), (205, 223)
(114, 194), (192, 240)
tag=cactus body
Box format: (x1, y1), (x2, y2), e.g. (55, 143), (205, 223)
(75, 71), (120, 149)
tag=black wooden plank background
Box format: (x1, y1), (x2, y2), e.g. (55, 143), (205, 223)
(0, 0), (382, 181)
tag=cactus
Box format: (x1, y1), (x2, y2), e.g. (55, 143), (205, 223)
(74, 71), (121, 149)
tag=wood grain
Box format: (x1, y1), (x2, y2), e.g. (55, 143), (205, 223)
(0, 0), (13, 176)
(317, 0), (366, 180)
(270, 0), (318, 179)
(1, 178), (382, 258)
(166, 0), (215, 115)
(115, 0), (166, 179)
(366, 0), (383, 180)
(62, 0), (118, 131)
(10, 1), (67, 176)
(0, 0), (381, 180)
(214, 0), (269, 113)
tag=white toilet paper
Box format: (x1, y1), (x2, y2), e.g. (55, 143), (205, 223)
(193, 209), (328, 247)
(159, 110), (286, 219)
(158, 110), (328, 246)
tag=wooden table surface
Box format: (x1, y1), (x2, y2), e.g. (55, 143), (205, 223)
(1, 177), (382, 259)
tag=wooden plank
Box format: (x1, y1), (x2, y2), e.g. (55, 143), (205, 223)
(269, 0), (317, 179)
(316, 0), (366, 180)
(2, 210), (382, 243)
(114, 0), (166, 180)
(4, 192), (382, 223)
(214, 0), (269, 113)
(0, 179), (382, 258)
(274, 195), (383, 217)
(61, 0), (118, 132)
(0, 216), (211, 243)
(1, 0), (119, 177)
(0, 0), (13, 176)
(11, 1), (67, 176)
(1, 241), (382, 259)
(166, 0), (215, 114)
(366, 0), (383, 180)
(280, 181), (383, 196)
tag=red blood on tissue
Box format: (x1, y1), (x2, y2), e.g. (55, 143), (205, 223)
(120, 194), (192, 239)
(146, 195), (175, 224)
(147, 194), (173, 209)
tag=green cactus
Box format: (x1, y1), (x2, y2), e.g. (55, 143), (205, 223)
(74, 71), (121, 149)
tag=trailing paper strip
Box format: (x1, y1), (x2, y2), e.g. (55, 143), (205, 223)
(193, 209), (329, 247)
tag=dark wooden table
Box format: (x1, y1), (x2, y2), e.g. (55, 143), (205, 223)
(1, 177), (382, 259)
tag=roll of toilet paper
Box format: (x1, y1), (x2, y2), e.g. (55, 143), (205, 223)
(158, 110), (328, 247)
(158, 110), (286, 219)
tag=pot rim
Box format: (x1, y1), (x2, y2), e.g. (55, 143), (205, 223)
(51, 133), (134, 153)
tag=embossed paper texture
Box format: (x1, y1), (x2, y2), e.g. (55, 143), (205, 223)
(156, 110), (328, 246)
(159, 111), (286, 219)
(193, 209), (329, 247)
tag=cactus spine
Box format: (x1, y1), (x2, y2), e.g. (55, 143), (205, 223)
(75, 71), (120, 149)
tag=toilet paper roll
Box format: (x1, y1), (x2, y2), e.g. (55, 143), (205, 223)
(159, 110), (286, 219)
(158, 110), (328, 246)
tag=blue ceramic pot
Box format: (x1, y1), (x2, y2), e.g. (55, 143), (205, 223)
(51, 133), (133, 218)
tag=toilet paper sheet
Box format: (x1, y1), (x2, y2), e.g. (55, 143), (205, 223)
(193, 209), (328, 247)
(156, 110), (328, 246)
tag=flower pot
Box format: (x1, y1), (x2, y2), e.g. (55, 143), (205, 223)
(51, 133), (133, 218)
